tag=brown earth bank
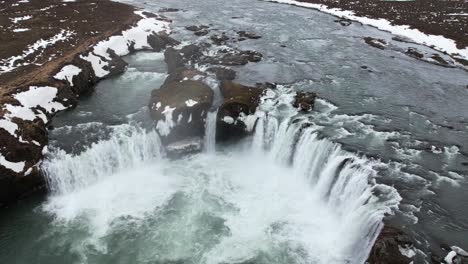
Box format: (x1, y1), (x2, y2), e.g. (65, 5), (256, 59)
(295, 0), (468, 49)
(0, 0), (171, 207)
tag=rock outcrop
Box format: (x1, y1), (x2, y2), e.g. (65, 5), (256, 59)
(217, 81), (264, 142)
(149, 80), (214, 145)
(367, 226), (415, 264)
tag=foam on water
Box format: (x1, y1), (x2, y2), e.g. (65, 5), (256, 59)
(41, 88), (401, 263)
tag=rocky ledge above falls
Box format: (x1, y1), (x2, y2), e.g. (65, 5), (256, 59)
(147, 39), (318, 156)
(0, 0), (177, 207)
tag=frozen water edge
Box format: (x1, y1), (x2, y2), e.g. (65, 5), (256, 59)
(265, 0), (468, 60)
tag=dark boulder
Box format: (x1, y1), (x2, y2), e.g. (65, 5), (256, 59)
(217, 81), (264, 142)
(164, 47), (185, 73)
(161, 67), (204, 88)
(147, 32), (180, 52)
(237, 31), (261, 39)
(206, 50), (263, 66)
(430, 54), (449, 65)
(364, 37), (387, 50)
(207, 67), (236, 81)
(367, 226), (415, 264)
(149, 80), (213, 144)
(406, 48), (424, 59)
(180, 44), (203, 62)
(102, 49), (128, 78)
(185, 25), (209, 32)
(293, 91), (317, 112)
(335, 18), (352, 26)
(210, 33), (230, 45)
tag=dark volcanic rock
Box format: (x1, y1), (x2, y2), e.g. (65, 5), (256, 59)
(217, 81), (264, 142)
(194, 30), (209, 36)
(159, 8), (180, 13)
(237, 31), (262, 39)
(207, 67), (237, 81)
(149, 80), (214, 144)
(210, 33), (230, 45)
(185, 25), (209, 32)
(430, 54), (449, 65)
(364, 37), (387, 50)
(164, 47), (185, 73)
(161, 67), (204, 89)
(335, 18), (352, 26)
(406, 48), (424, 59)
(293, 91), (317, 112)
(148, 33), (180, 52)
(206, 50), (263, 66)
(367, 226), (414, 264)
(103, 49), (128, 78)
(180, 44), (203, 62)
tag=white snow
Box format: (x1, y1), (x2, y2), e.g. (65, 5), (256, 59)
(0, 119), (18, 137)
(0, 30), (74, 73)
(222, 116), (235, 124)
(185, 99), (198, 107)
(0, 153), (25, 173)
(79, 52), (109, 78)
(156, 106), (176, 136)
(4, 86), (66, 123)
(398, 245), (416, 258)
(82, 11), (171, 78)
(265, 0), (468, 60)
(444, 251), (457, 264)
(451, 246), (468, 257)
(238, 113), (258, 132)
(12, 28), (30, 32)
(10, 15), (32, 24)
(54, 65), (82, 86)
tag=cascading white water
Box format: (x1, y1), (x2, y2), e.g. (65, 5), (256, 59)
(42, 124), (164, 194)
(40, 87), (401, 264)
(250, 113), (401, 263)
(204, 110), (218, 153)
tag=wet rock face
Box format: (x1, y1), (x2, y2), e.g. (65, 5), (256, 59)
(148, 33), (180, 52)
(217, 81), (264, 142)
(149, 80), (214, 145)
(293, 91), (317, 112)
(367, 226), (415, 264)
(210, 33), (230, 45)
(364, 37), (387, 50)
(207, 67), (237, 81)
(204, 50), (263, 66)
(236, 31), (262, 40)
(406, 48), (424, 59)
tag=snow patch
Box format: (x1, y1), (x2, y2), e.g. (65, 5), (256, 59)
(54, 65), (82, 86)
(156, 106), (176, 136)
(82, 12), (171, 78)
(0, 30), (74, 73)
(4, 86), (66, 123)
(185, 99), (198, 107)
(0, 153), (25, 173)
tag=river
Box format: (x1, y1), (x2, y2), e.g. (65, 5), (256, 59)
(0, 0), (467, 263)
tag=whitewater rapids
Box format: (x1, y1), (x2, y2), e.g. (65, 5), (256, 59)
(41, 88), (401, 264)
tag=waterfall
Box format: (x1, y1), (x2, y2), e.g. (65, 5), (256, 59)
(249, 111), (401, 263)
(42, 124), (164, 194)
(40, 87), (401, 264)
(204, 110), (218, 153)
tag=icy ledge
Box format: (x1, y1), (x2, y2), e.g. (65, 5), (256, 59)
(265, 0), (468, 61)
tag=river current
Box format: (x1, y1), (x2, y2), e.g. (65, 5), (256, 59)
(0, 0), (467, 263)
